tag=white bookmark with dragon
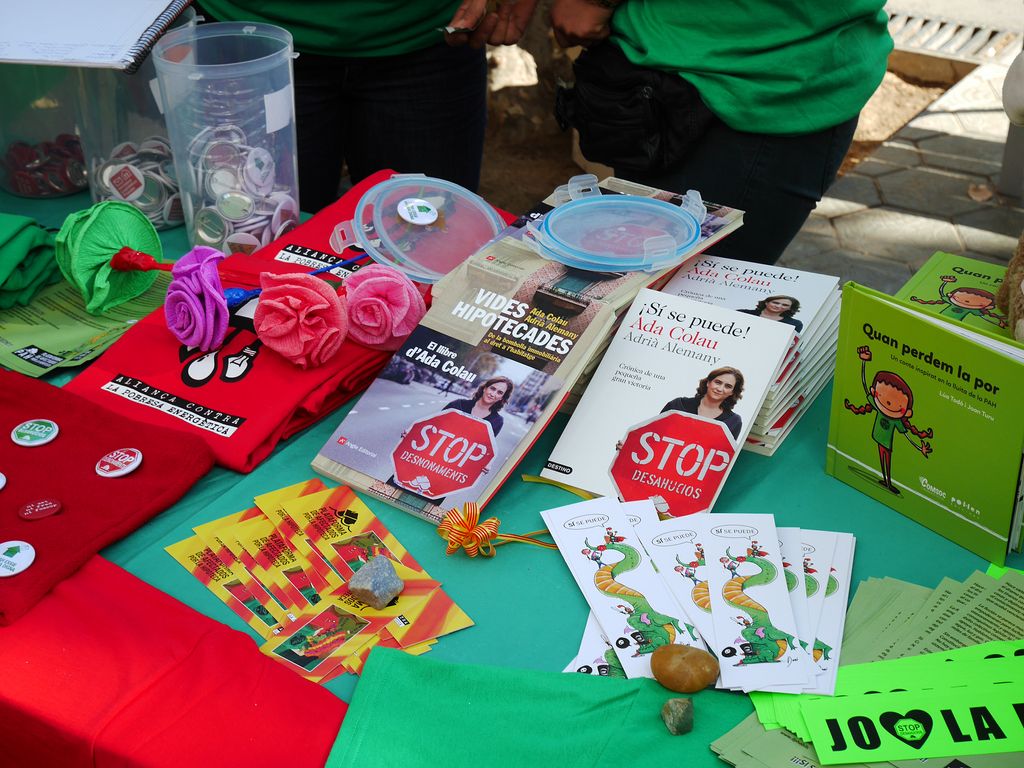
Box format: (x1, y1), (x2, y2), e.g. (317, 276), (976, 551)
(563, 611), (624, 678)
(802, 531), (856, 695)
(542, 497), (702, 679)
(702, 513), (812, 692)
(632, 513), (717, 653)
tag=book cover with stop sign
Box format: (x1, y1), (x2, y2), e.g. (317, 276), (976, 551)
(543, 288), (794, 516)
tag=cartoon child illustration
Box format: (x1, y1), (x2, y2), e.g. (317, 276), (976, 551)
(909, 275), (1007, 327)
(720, 556), (742, 576)
(746, 540), (768, 558)
(674, 561), (703, 585)
(582, 548), (606, 567)
(604, 527), (625, 544)
(844, 346), (933, 495)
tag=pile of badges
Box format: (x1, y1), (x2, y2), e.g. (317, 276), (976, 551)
(1, 417), (144, 577)
(182, 124), (299, 254)
(88, 136), (184, 231)
(2, 134), (87, 198)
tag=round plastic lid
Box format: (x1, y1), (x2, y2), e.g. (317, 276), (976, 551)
(534, 196), (701, 272)
(353, 175), (505, 283)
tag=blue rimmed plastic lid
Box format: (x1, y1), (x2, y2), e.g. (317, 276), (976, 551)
(334, 174), (504, 283)
(530, 195), (701, 272)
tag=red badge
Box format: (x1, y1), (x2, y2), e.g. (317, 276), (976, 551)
(19, 498), (62, 520)
(96, 448), (144, 478)
(391, 411), (495, 499)
(609, 411), (735, 518)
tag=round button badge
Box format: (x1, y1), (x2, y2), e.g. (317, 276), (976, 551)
(397, 197), (438, 226)
(0, 541), (36, 577)
(11, 419), (59, 447)
(96, 448), (143, 478)
(0, 471), (6, 491)
(19, 498), (62, 520)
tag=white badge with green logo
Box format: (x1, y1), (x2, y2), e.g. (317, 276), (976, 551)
(397, 197), (438, 226)
(0, 541), (36, 577)
(11, 419), (59, 447)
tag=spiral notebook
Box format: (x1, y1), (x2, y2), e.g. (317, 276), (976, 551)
(0, 0), (191, 73)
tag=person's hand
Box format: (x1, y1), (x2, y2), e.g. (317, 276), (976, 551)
(920, 440), (932, 457)
(445, 0), (540, 49)
(940, 274), (956, 282)
(857, 345), (871, 362)
(550, 0), (616, 49)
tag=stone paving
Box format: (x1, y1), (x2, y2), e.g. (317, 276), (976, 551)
(778, 64), (1024, 293)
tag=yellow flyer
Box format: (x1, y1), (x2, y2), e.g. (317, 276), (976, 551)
(254, 478), (345, 589)
(229, 515), (338, 613)
(192, 508), (293, 625)
(279, 486), (425, 579)
(259, 600), (380, 683)
(165, 535), (284, 639)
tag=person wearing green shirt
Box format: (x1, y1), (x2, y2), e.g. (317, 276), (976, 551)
(196, 2), (523, 213)
(484, 0), (892, 265)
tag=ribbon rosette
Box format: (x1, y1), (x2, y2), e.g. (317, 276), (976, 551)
(164, 246), (229, 352)
(344, 264), (426, 351)
(438, 503), (556, 558)
(253, 272), (350, 369)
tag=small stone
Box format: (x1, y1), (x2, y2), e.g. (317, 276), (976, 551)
(347, 555), (404, 609)
(661, 697), (694, 735)
(650, 644), (719, 693)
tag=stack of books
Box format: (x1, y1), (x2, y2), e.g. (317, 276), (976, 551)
(826, 253), (1024, 565)
(659, 256), (841, 456)
(311, 178), (744, 524)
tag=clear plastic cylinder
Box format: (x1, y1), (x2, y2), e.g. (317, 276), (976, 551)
(152, 22), (299, 252)
(75, 7), (196, 230)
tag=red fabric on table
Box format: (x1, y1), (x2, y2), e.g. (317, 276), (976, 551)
(0, 556), (346, 767)
(0, 371), (214, 624)
(64, 173), (397, 473)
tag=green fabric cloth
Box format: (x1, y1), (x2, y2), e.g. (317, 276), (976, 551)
(611, 0), (893, 134)
(328, 647), (704, 768)
(198, 1), (461, 57)
(0, 213), (61, 309)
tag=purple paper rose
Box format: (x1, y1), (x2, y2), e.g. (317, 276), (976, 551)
(164, 246), (229, 352)
(343, 264), (426, 351)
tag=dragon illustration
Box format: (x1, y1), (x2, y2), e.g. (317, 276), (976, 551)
(583, 528), (684, 655)
(674, 546), (710, 642)
(720, 544), (797, 665)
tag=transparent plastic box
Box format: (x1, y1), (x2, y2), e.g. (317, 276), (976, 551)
(153, 22), (299, 252)
(76, 7), (196, 230)
(0, 64), (86, 198)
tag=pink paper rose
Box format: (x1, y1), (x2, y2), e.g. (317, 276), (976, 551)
(253, 272), (348, 369)
(344, 264), (426, 351)
(164, 246), (229, 352)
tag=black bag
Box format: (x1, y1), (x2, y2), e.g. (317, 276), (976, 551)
(555, 42), (714, 174)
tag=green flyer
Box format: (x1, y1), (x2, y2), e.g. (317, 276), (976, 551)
(0, 271), (169, 376)
(802, 682), (1024, 764)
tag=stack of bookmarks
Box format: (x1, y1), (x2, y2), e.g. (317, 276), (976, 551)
(659, 256), (841, 456)
(311, 179), (743, 524)
(166, 479), (472, 683)
(713, 566), (1024, 767)
(543, 500), (855, 694)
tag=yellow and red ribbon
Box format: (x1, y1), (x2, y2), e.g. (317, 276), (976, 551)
(437, 503), (556, 558)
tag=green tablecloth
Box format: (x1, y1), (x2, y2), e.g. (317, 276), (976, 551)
(3, 188), (1019, 766)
